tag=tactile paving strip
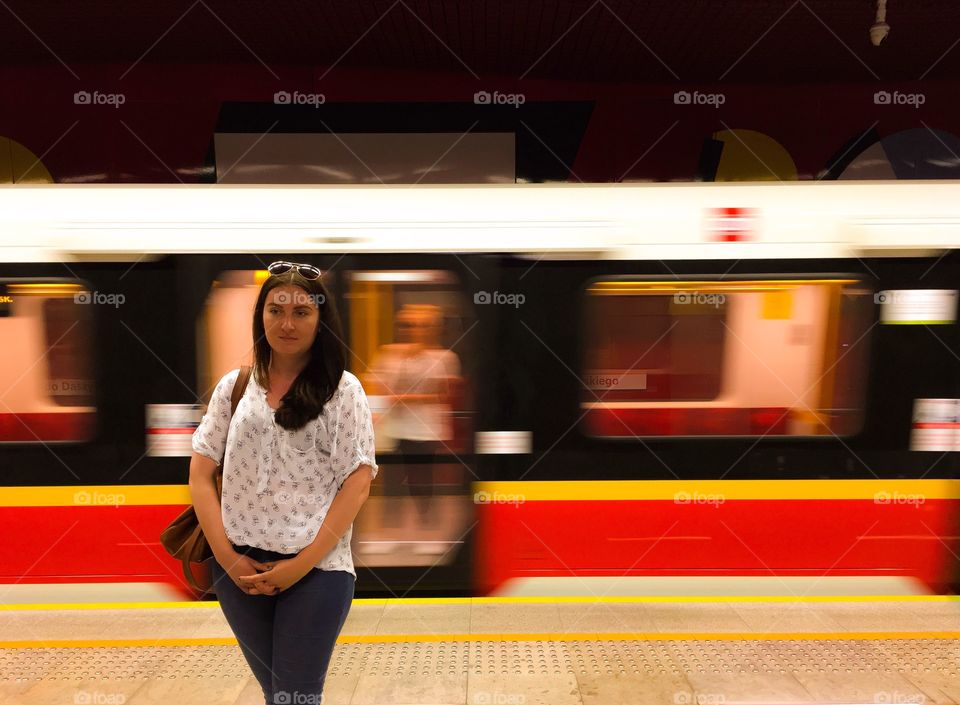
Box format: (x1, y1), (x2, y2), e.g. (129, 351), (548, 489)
(2, 639), (959, 680)
(0, 646), (251, 680)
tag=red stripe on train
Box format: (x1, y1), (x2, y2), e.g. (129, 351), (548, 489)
(0, 412), (96, 441)
(0, 505), (198, 596)
(583, 407), (790, 436)
(2, 498), (957, 598)
(475, 498), (960, 595)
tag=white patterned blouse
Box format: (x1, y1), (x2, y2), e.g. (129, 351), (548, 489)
(191, 368), (378, 577)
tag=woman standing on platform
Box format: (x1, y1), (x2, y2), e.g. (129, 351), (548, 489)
(189, 261), (378, 705)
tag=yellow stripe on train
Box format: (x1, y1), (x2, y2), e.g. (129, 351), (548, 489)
(473, 479), (960, 501)
(2, 479), (960, 506)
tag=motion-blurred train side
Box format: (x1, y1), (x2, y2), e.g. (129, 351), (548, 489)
(0, 182), (958, 601)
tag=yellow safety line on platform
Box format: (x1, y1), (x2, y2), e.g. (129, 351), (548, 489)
(2, 631), (960, 649)
(1, 594), (957, 611)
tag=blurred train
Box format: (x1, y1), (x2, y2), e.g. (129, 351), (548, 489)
(0, 181), (959, 602)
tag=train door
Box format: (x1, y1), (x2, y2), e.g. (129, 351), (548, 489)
(337, 255), (480, 595)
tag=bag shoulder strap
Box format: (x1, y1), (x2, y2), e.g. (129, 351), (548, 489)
(230, 366), (252, 418)
(212, 365), (251, 495)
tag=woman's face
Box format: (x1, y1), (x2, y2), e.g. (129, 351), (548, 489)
(397, 309), (431, 346)
(263, 284), (321, 358)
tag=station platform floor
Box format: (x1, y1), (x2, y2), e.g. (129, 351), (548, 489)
(2, 595), (960, 704)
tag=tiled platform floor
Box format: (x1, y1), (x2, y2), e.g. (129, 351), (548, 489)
(2, 597), (960, 704)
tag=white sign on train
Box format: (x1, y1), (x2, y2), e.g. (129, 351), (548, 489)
(145, 403), (204, 457)
(584, 371), (647, 390)
(48, 378), (94, 395)
(474, 431), (532, 454)
(877, 289), (958, 325)
(910, 398), (960, 452)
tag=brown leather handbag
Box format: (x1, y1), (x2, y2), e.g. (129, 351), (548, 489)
(160, 366), (252, 594)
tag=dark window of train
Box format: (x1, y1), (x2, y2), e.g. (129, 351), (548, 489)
(0, 281), (96, 443)
(43, 298), (95, 407)
(583, 288), (726, 402)
(581, 278), (872, 438)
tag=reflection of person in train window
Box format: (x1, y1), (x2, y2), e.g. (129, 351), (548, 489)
(369, 304), (460, 538)
(189, 262), (377, 705)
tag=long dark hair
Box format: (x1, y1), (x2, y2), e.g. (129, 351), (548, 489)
(252, 269), (346, 431)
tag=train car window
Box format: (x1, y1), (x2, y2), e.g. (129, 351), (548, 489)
(0, 281), (95, 442)
(582, 278), (873, 438)
(348, 270), (472, 454)
(198, 269), (270, 395)
(347, 269), (474, 568)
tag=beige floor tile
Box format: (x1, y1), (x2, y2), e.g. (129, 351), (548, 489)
(687, 671), (814, 703)
(197, 602), (384, 638)
(731, 603), (845, 632)
(556, 603), (655, 634)
(235, 674), (359, 705)
(814, 603), (929, 631)
(792, 670), (930, 703)
(902, 601), (960, 631)
(125, 677), (247, 705)
(0, 651), (55, 681)
(324, 673), (362, 705)
(377, 603), (470, 636)
(577, 672), (692, 705)
(229, 677), (266, 705)
(910, 614), (960, 631)
(467, 674), (581, 705)
(467, 640), (573, 676)
(10, 679), (148, 705)
(143, 609), (216, 639)
(0, 608), (211, 642)
(193, 608), (239, 639)
(0, 681), (41, 705)
(899, 671), (960, 705)
(350, 673), (467, 704)
(874, 638), (960, 672)
(645, 603), (752, 633)
(0, 612), (82, 641)
(906, 600), (960, 611)
(340, 604), (385, 637)
(470, 605), (563, 635)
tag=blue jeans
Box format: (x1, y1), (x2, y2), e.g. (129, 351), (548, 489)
(211, 544), (355, 705)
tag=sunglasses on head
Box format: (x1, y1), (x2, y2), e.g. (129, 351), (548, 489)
(267, 261), (322, 280)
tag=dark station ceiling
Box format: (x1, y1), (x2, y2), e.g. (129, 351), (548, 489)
(0, 1), (955, 84)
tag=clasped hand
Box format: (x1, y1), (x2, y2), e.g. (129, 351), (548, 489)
(238, 557), (312, 596)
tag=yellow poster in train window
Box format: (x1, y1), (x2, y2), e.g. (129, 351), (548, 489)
(761, 290), (793, 320)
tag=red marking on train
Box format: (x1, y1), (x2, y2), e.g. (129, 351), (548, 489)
(0, 505), (200, 597)
(2, 497), (957, 599)
(0, 412), (95, 442)
(583, 406), (790, 436)
(705, 207), (757, 242)
(475, 498), (960, 595)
